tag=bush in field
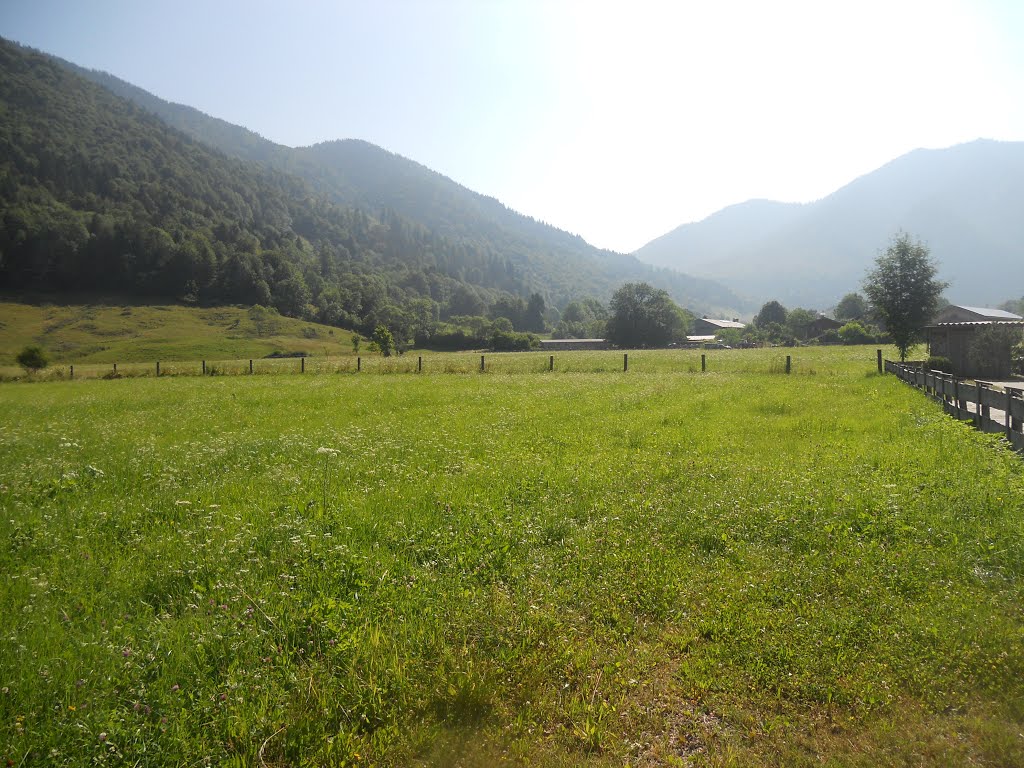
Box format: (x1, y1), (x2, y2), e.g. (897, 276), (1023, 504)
(838, 321), (874, 345)
(16, 345), (49, 372)
(490, 329), (539, 352)
(372, 324), (395, 357)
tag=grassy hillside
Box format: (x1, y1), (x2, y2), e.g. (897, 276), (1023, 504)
(0, 300), (356, 365)
(1, 348), (1022, 766)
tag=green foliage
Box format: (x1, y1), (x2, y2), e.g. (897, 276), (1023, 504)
(524, 292), (546, 333)
(864, 232), (948, 361)
(372, 324), (394, 357)
(553, 298), (607, 339)
(0, 39), (590, 343)
(926, 355), (954, 374)
(755, 300), (788, 327)
(69, 61), (749, 317)
(835, 292), (869, 321)
(15, 344), (48, 371)
(839, 321), (874, 345)
(489, 328), (539, 352)
(786, 308), (817, 340)
(605, 282), (686, 348)
(968, 324), (1022, 379)
(715, 328), (744, 346)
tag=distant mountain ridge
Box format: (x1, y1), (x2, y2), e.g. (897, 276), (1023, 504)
(61, 56), (749, 316)
(635, 139), (1024, 309)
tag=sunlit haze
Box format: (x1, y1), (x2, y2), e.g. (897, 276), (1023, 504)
(3, 0), (1022, 252)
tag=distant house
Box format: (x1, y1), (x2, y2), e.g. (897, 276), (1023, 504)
(539, 338), (608, 351)
(808, 315), (843, 337)
(691, 317), (745, 336)
(927, 305), (1024, 378)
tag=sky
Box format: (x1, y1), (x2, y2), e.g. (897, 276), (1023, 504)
(2, 0), (1023, 253)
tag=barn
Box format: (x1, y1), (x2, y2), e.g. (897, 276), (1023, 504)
(926, 305), (1024, 378)
(691, 317), (745, 336)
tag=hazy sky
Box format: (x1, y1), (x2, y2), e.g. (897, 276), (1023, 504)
(2, 0), (1023, 253)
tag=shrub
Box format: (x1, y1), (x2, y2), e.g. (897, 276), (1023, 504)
(838, 321), (873, 345)
(926, 355), (954, 374)
(490, 330), (539, 352)
(16, 345), (49, 372)
(372, 325), (395, 357)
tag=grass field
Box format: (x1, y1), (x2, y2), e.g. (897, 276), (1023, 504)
(2, 346), (1023, 766)
(0, 300), (357, 368)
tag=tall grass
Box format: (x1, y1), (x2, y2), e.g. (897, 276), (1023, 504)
(1, 349), (1021, 766)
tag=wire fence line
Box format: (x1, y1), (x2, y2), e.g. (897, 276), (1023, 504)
(4, 350), (815, 381)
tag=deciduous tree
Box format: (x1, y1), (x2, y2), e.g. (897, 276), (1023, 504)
(834, 292), (868, 321)
(755, 300), (788, 327)
(863, 232), (947, 361)
(605, 282), (685, 348)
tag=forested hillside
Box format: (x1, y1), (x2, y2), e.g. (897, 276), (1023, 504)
(2, 39), (573, 340)
(61, 54), (747, 315)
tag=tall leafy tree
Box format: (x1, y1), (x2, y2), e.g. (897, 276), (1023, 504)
(786, 308), (816, 340)
(834, 292), (868, 321)
(525, 292), (546, 332)
(605, 282), (685, 348)
(755, 300), (788, 327)
(863, 232), (947, 361)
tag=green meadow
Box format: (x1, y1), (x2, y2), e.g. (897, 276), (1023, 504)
(0, 300), (358, 370)
(2, 347), (1023, 766)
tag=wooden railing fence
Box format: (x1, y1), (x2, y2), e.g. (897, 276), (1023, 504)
(885, 360), (1024, 452)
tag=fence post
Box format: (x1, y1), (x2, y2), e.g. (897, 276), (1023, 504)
(977, 382), (987, 426)
(785, 355), (791, 374)
(480, 355), (485, 372)
(701, 353), (706, 372)
(301, 357), (305, 374)
(250, 359), (253, 374)
(877, 348), (882, 374)
(1013, 390), (1023, 432)
(113, 362), (117, 375)
(357, 356), (361, 372)
(1007, 389), (1014, 439)
(418, 356), (422, 372)
(623, 353), (628, 372)
(549, 355), (554, 371)
(202, 360), (206, 376)
(156, 361), (160, 377)
(70, 364), (74, 379)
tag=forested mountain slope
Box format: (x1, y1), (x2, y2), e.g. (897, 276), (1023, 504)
(61, 53), (748, 315)
(635, 140), (1024, 308)
(2, 38), (556, 337)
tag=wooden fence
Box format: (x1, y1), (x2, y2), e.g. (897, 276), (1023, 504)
(885, 360), (1024, 452)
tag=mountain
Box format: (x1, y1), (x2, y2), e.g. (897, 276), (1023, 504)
(634, 140), (1024, 309)
(59, 55), (749, 317)
(1, 37), (540, 339)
